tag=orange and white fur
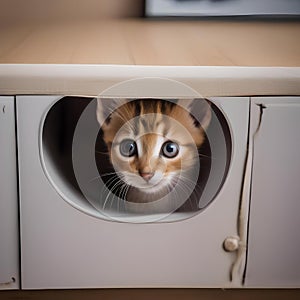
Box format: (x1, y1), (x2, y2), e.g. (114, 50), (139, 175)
(96, 98), (211, 209)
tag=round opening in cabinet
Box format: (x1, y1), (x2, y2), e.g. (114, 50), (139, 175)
(41, 96), (232, 223)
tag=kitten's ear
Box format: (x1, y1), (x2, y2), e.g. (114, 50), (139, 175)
(177, 98), (212, 130)
(96, 98), (127, 125)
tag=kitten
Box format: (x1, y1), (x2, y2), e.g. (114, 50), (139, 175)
(96, 98), (211, 212)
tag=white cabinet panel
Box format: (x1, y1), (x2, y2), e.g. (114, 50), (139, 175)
(0, 97), (19, 289)
(246, 97), (300, 287)
(17, 96), (249, 289)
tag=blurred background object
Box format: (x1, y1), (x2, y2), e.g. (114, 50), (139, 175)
(145, 0), (300, 18)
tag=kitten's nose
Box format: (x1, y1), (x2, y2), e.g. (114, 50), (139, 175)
(139, 171), (154, 182)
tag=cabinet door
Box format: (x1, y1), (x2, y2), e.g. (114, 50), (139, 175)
(17, 95), (249, 289)
(0, 97), (19, 289)
(246, 97), (300, 287)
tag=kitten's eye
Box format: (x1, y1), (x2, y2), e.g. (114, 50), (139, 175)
(119, 139), (137, 157)
(162, 141), (179, 158)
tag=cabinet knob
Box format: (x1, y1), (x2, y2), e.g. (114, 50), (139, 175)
(223, 236), (240, 252)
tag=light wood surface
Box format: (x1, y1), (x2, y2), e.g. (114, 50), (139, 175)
(0, 289), (300, 300)
(0, 19), (299, 66)
(1, 288), (300, 300)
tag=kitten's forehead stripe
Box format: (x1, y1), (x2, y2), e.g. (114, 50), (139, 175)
(138, 134), (159, 172)
(161, 101), (166, 114)
(142, 134), (157, 156)
(134, 101), (141, 117)
(141, 118), (149, 132)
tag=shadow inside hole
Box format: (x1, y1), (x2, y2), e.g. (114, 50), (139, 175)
(42, 97), (91, 202)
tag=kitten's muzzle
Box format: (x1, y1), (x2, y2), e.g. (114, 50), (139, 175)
(139, 171), (154, 182)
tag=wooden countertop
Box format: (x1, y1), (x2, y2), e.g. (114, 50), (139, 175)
(0, 19), (299, 96)
(0, 19), (299, 66)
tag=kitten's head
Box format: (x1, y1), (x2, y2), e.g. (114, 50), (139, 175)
(96, 99), (211, 195)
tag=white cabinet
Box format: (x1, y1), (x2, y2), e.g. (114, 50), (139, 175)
(246, 97), (300, 287)
(0, 97), (19, 289)
(4, 92), (300, 289)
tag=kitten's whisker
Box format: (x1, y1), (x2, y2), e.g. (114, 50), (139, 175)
(176, 175), (203, 209)
(121, 183), (129, 201)
(109, 179), (123, 193)
(197, 153), (222, 161)
(101, 171), (123, 177)
(101, 176), (120, 209)
(118, 183), (130, 213)
(89, 172), (119, 183)
(109, 185), (119, 211)
(102, 183), (117, 210)
(95, 150), (110, 155)
(176, 173), (197, 185)
(112, 182), (128, 211)
(103, 179), (124, 211)
(174, 179), (191, 196)
(122, 185), (130, 212)
(174, 180), (194, 210)
(89, 175), (102, 183)
(197, 152), (212, 159)
(177, 172), (196, 184)
(168, 181), (180, 211)
(102, 191), (112, 211)
(101, 174), (119, 187)
(172, 175), (194, 193)
(117, 184), (125, 211)
(172, 179), (185, 211)
(90, 171), (125, 184)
